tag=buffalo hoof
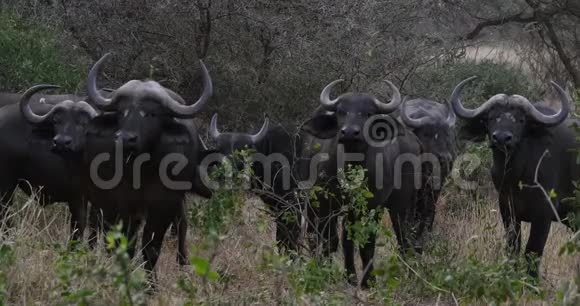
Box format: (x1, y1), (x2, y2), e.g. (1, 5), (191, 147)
(177, 254), (188, 266)
(346, 273), (358, 287)
(169, 224), (178, 237)
(360, 275), (376, 290)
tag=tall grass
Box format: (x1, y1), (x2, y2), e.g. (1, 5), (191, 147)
(0, 181), (578, 304)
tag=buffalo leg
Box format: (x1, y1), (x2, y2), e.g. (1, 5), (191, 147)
(305, 199), (338, 257)
(359, 230), (378, 288)
(319, 199), (339, 256)
(175, 202), (188, 266)
(275, 213), (301, 253)
(125, 217), (142, 259)
(499, 198), (521, 255)
(87, 205), (102, 248)
(342, 216), (357, 286)
(67, 198), (88, 245)
(525, 220), (551, 278)
(414, 186), (436, 242)
(169, 219), (179, 238)
(390, 209), (412, 254)
(142, 205), (173, 278)
(271, 198), (301, 253)
(0, 181), (17, 229)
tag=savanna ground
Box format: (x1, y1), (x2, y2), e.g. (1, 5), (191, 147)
(1, 167), (579, 305)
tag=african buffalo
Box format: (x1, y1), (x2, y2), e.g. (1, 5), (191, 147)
(208, 114), (302, 251)
(17, 53), (212, 278)
(400, 98), (457, 234)
(84, 53), (212, 276)
(300, 79), (423, 287)
(449, 76), (578, 277)
(0, 90), (114, 243)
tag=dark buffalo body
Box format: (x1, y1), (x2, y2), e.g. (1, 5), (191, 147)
(0, 91), (113, 243)
(399, 98), (457, 234)
(84, 54), (213, 275)
(209, 115), (302, 251)
(18, 53), (213, 278)
(300, 80), (423, 287)
(450, 77), (578, 277)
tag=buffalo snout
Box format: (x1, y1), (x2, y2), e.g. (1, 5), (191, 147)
(52, 135), (73, 151)
(115, 131), (139, 150)
(492, 131), (513, 146)
(340, 125), (361, 140)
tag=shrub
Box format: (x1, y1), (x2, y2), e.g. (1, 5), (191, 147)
(0, 11), (86, 92)
(411, 59), (541, 106)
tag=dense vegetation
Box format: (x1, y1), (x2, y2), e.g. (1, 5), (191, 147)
(0, 1), (579, 305)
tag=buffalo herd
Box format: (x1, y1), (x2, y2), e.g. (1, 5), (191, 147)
(0, 53), (577, 288)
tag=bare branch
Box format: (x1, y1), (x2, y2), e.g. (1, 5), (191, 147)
(463, 12), (536, 40)
(544, 20), (580, 87)
(520, 149), (562, 224)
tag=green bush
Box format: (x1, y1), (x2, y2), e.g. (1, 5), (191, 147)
(412, 59), (541, 106)
(0, 11), (86, 92)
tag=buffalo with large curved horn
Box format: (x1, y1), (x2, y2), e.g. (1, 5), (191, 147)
(209, 114), (269, 145)
(450, 76), (569, 126)
(87, 53), (213, 118)
(320, 79), (402, 113)
(448, 77), (576, 279)
(398, 97), (458, 236)
(20, 85), (99, 125)
(207, 113), (302, 252)
(400, 99), (456, 129)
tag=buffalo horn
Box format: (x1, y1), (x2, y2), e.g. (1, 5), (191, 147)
(20, 84), (61, 124)
(161, 60), (213, 118)
(209, 114), (221, 140)
(250, 116), (269, 144)
(87, 53), (115, 110)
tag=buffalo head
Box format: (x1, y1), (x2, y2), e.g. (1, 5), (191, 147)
(209, 114), (269, 156)
(87, 53), (213, 154)
(302, 79), (403, 151)
(450, 77), (570, 152)
(19, 85), (100, 152)
(400, 98), (456, 163)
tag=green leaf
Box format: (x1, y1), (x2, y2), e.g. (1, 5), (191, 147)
(549, 189), (558, 199)
(191, 257), (210, 276)
(208, 271), (220, 281)
(363, 191), (374, 199)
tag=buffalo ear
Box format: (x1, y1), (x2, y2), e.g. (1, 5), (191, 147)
(457, 119), (487, 143)
(301, 112), (338, 139)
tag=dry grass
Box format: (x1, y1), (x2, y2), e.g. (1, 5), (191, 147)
(0, 186), (578, 305)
